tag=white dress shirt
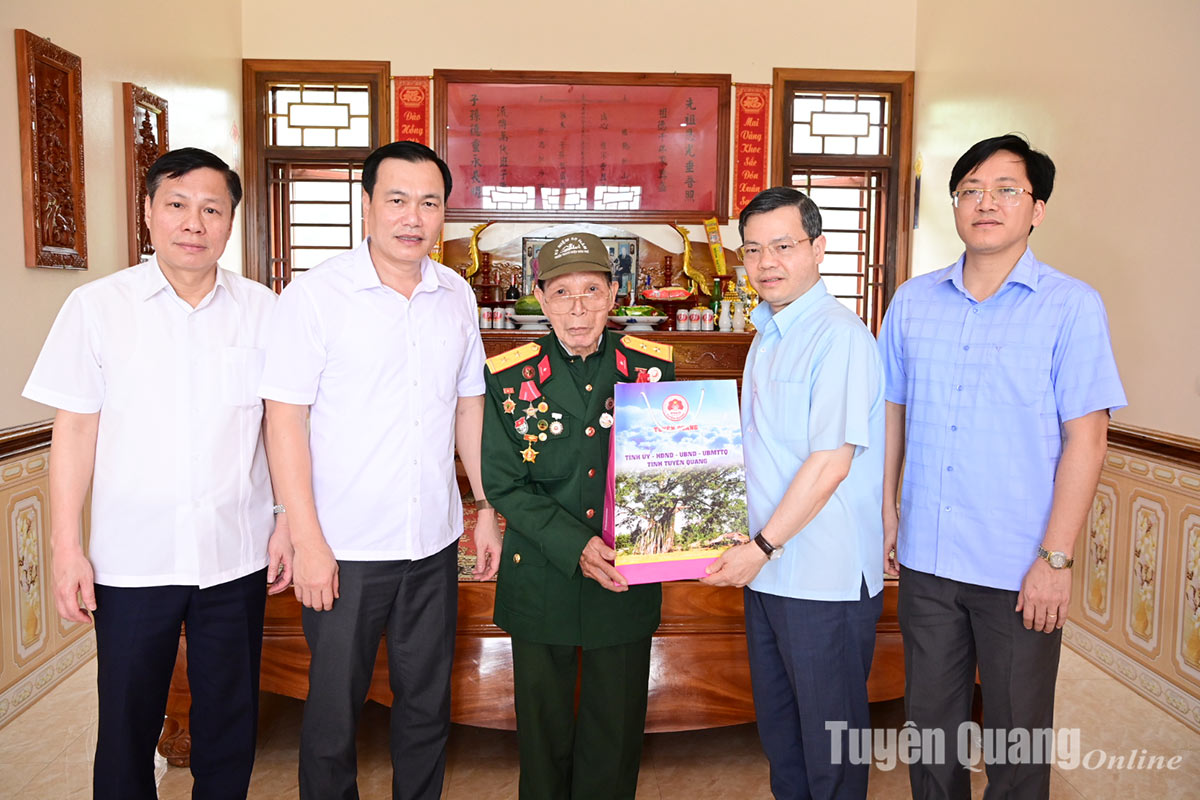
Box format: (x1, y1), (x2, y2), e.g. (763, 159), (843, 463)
(23, 258), (277, 588)
(259, 239), (486, 561)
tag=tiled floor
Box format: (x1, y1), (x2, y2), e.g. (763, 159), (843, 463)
(1, 645), (1197, 799)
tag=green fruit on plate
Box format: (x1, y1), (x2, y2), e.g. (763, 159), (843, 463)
(514, 295), (542, 315)
(616, 305), (662, 317)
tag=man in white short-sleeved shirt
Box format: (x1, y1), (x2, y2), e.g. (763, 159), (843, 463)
(22, 148), (291, 800)
(259, 140), (502, 800)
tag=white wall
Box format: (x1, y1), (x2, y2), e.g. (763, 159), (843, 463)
(1, 0), (244, 427)
(7, 0), (1195, 439)
(912, 0), (1200, 437)
(239, 0), (920, 274)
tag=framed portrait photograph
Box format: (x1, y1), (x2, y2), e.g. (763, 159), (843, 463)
(522, 236), (638, 298)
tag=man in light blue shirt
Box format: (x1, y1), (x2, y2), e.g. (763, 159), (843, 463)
(704, 187), (885, 799)
(879, 135), (1126, 800)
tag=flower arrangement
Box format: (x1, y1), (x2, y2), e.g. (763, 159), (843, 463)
(1186, 526), (1200, 624)
(16, 512), (39, 598)
(1133, 508), (1158, 599)
(1087, 495), (1110, 612)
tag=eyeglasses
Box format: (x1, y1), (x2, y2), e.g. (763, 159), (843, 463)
(951, 187), (1031, 208)
(739, 237), (812, 263)
(541, 285), (612, 313)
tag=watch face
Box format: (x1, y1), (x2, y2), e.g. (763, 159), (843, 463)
(1049, 552), (1067, 569)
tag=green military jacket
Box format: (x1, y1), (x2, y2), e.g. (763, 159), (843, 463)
(482, 329), (675, 649)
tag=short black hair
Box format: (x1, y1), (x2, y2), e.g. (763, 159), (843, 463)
(145, 147), (242, 210)
(737, 187), (823, 242)
(362, 140), (452, 201)
(949, 134), (1055, 204)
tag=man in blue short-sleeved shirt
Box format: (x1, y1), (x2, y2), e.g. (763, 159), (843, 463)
(879, 135), (1126, 800)
(704, 187), (885, 799)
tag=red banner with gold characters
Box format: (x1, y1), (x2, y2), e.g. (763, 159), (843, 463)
(733, 84), (770, 217)
(394, 77), (430, 145)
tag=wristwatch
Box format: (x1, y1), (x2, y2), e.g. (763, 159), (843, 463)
(1037, 545), (1073, 569)
(753, 532), (784, 561)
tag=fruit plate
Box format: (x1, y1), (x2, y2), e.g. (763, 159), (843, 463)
(509, 314), (550, 330)
(608, 315), (667, 331)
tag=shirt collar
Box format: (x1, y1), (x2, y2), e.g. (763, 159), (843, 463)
(555, 329), (607, 361)
(354, 237), (454, 295)
(939, 246), (1041, 296)
(750, 278), (829, 336)
(138, 256), (233, 307)
(137, 257), (171, 301)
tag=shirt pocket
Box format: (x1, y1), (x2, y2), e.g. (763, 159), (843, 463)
(221, 346), (266, 407)
(427, 319), (471, 401)
(496, 530), (548, 618)
(984, 343), (1051, 408)
(761, 377), (810, 444)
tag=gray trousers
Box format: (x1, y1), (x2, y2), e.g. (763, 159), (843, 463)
(899, 566), (1063, 800)
(298, 542), (458, 800)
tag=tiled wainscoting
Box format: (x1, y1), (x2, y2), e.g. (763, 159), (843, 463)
(1067, 424), (1200, 733)
(0, 423), (92, 730)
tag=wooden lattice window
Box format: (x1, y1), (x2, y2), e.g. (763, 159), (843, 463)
(266, 82), (372, 148)
(269, 163), (365, 280)
(242, 60), (390, 290)
(771, 70), (914, 333)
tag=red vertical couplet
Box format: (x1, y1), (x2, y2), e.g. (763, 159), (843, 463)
(394, 77), (430, 145)
(733, 84), (771, 218)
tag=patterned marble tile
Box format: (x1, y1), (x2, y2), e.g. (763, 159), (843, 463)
(1, 649), (1197, 800)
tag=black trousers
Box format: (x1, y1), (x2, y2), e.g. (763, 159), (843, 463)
(745, 580), (882, 800)
(510, 635), (653, 800)
(298, 542), (458, 800)
(899, 566), (1063, 800)
(91, 568), (267, 800)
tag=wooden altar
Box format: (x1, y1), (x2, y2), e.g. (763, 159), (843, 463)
(157, 330), (904, 765)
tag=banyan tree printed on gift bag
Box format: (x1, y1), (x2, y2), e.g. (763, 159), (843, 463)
(603, 379), (748, 584)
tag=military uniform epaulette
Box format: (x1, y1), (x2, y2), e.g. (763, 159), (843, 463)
(486, 342), (542, 374)
(619, 335), (672, 362)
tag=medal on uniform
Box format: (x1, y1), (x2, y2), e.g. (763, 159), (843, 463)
(605, 397), (614, 411)
(538, 433), (547, 441)
(635, 367), (650, 383)
(522, 365), (535, 379)
(515, 417), (529, 436)
(549, 421), (564, 435)
(521, 445), (539, 463)
(502, 397), (517, 415)
(537, 401), (549, 413)
(537, 419), (549, 432)
(647, 367), (662, 382)
(599, 412), (614, 429)
(524, 402), (539, 418)
(519, 380), (542, 402)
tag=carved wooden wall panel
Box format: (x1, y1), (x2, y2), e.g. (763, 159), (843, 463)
(122, 84), (169, 265)
(14, 30), (87, 270)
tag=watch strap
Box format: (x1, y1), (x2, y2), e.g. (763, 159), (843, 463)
(752, 532), (776, 559)
(1037, 545), (1074, 569)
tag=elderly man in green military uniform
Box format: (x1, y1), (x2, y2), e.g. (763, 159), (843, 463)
(482, 232), (675, 799)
